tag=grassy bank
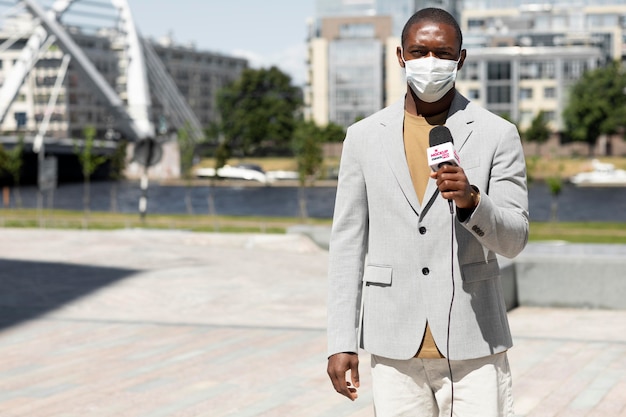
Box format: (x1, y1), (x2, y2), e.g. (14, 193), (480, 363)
(194, 156), (626, 182)
(0, 209), (329, 234)
(525, 155), (626, 181)
(529, 221), (626, 244)
(1, 209), (625, 244)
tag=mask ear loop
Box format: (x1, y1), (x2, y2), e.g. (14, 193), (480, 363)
(400, 47), (407, 65)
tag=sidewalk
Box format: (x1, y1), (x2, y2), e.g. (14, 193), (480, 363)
(0, 228), (624, 417)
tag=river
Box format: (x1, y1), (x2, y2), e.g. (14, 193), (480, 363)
(5, 180), (626, 222)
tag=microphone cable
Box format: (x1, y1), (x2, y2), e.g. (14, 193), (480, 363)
(446, 200), (455, 417)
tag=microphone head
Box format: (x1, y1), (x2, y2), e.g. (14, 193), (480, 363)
(429, 125), (453, 147)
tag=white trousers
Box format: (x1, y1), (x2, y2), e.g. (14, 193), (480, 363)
(370, 352), (514, 417)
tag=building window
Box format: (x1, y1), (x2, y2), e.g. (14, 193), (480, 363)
(339, 23), (375, 38)
(467, 19), (484, 29)
(487, 85), (511, 104)
(487, 62), (511, 80)
(520, 61), (555, 79)
(468, 89), (480, 100)
(460, 61), (479, 81)
(519, 88), (533, 100)
(544, 87), (556, 98)
(520, 110), (533, 127)
(563, 60), (587, 80)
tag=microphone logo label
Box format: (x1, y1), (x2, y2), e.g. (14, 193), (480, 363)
(431, 148), (451, 162)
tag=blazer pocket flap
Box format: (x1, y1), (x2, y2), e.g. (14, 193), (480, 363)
(461, 259), (499, 283)
(363, 265), (392, 286)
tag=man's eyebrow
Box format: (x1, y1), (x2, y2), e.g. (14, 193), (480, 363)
(406, 45), (456, 52)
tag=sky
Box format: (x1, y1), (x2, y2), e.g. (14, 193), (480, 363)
(127, 1), (316, 87)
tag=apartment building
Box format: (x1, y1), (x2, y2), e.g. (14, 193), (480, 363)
(458, 0), (626, 130)
(307, 0), (626, 138)
(0, 15), (247, 141)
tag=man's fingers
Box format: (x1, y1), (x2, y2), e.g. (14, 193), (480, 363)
(351, 361), (360, 388)
(327, 353), (359, 401)
(328, 367), (356, 400)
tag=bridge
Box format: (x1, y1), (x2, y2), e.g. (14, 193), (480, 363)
(0, 0), (207, 183)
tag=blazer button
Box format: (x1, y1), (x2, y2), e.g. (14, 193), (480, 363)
(472, 225), (485, 237)
(419, 226), (427, 235)
(422, 267), (430, 276)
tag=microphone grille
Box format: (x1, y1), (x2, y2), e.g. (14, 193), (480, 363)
(429, 125), (453, 147)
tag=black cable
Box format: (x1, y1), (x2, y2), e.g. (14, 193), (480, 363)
(447, 202), (455, 417)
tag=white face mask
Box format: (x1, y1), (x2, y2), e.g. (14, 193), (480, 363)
(402, 53), (460, 103)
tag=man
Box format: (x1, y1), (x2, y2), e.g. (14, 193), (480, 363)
(326, 7), (528, 417)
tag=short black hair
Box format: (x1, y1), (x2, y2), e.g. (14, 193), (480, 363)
(401, 8), (463, 51)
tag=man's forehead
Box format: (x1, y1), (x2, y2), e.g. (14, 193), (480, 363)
(405, 20), (459, 47)
(408, 20), (452, 35)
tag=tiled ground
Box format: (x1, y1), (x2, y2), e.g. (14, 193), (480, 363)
(0, 228), (624, 417)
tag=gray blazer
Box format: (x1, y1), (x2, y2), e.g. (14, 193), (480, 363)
(327, 92), (529, 361)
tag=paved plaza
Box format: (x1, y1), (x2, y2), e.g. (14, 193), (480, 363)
(0, 228), (625, 416)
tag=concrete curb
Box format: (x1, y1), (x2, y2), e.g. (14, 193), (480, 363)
(289, 226), (626, 310)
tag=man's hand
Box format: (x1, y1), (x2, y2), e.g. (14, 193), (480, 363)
(327, 352), (360, 401)
(429, 165), (476, 209)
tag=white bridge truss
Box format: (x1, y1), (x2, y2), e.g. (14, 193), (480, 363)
(0, 0), (203, 148)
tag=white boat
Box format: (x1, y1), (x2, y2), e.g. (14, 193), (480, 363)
(570, 159), (626, 187)
(195, 164), (268, 183)
(265, 170), (300, 181)
(194, 164), (300, 184)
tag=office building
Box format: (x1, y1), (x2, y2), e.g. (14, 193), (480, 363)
(307, 0), (462, 128)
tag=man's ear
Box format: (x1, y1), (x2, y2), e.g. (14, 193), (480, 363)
(457, 49), (467, 70)
(397, 46), (405, 68)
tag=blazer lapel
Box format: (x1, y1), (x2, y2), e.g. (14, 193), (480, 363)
(421, 92), (475, 219)
(381, 100), (421, 214)
(445, 92), (474, 153)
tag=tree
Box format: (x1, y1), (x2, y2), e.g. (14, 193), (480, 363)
(524, 110), (551, 156)
(292, 120), (325, 219)
(546, 175), (563, 222)
(318, 122), (346, 143)
(0, 136), (24, 207)
(108, 139), (128, 212)
(563, 60), (626, 155)
(74, 126), (108, 216)
(206, 140), (231, 228)
(217, 66), (303, 156)
(178, 123), (199, 215)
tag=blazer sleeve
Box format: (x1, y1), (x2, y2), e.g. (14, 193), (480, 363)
(326, 127), (369, 357)
(461, 121), (529, 259)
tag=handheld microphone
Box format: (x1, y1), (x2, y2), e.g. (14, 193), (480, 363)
(427, 125), (459, 213)
(427, 126), (459, 171)
(428, 128), (458, 416)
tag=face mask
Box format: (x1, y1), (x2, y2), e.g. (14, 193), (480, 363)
(402, 53), (459, 103)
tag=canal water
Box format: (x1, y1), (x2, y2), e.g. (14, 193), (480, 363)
(6, 180), (626, 222)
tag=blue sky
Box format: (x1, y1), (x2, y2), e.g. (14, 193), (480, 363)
(128, 1), (315, 86)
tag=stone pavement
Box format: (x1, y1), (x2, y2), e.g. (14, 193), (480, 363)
(0, 228), (625, 417)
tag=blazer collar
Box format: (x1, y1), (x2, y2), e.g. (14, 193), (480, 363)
(381, 91), (475, 217)
(380, 99), (421, 214)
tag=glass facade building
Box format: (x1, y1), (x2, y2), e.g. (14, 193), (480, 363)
(329, 37), (384, 127)
(309, 0), (626, 136)
(308, 0), (462, 128)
